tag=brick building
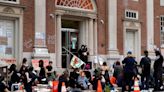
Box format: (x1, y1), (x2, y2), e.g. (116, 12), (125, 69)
(0, 0), (163, 69)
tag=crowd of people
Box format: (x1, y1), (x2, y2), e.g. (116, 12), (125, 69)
(0, 59), (55, 92)
(112, 49), (164, 91)
(0, 49), (164, 92)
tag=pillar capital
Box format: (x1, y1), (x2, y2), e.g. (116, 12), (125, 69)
(55, 10), (64, 16)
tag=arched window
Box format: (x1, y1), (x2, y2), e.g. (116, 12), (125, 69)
(56, 0), (96, 11)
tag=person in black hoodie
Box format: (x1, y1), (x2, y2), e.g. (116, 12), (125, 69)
(28, 67), (38, 86)
(69, 68), (79, 88)
(122, 51), (137, 91)
(140, 50), (151, 90)
(58, 70), (69, 92)
(154, 50), (163, 91)
(8, 64), (20, 91)
(20, 67), (29, 92)
(91, 68), (102, 90)
(78, 45), (89, 63)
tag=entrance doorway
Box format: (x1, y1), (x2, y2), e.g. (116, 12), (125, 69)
(62, 28), (78, 68)
(61, 20), (79, 68)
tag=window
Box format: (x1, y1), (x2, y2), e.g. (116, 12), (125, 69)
(125, 10), (138, 20)
(132, 0), (139, 2)
(0, 0), (19, 4)
(160, 16), (164, 47)
(161, 0), (164, 6)
(0, 19), (15, 58)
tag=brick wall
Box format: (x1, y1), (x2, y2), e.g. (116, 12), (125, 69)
(21, 0), (56, 53)
(20, 0), (109, 55)
(96, 0), (108, 54)
(46, 0), (56, 53)
(117, 0), (147, 55)
(154, 0), (164, 48)
(20, 0), (35, 52)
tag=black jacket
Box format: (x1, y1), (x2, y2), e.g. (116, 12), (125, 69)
(154, 55), (163, 71)
(140, 56), (151, 75)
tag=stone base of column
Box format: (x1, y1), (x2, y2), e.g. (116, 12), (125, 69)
(107, 49), (120, 66)
(108, 49), (119, 56)
(88, 55), (107, 69)
(32, 46), (50, 59)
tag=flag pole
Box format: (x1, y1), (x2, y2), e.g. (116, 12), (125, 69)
(62, 47), (75, 56)
(62, 47), (86, 65)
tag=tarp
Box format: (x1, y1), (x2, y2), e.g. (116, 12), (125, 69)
(32, 59), (49, 70)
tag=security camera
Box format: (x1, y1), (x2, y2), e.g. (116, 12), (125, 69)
(49, 13), (54, 18)
(100, 20), (104, 24)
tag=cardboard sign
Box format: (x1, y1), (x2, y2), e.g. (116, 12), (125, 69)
(0, 37), (7, 45)
(0, 58), (16, 67)
(32, 59), (49, 70)
(35, 32), (45, 46)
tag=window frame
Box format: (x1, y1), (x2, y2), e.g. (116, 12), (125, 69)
(132, 0), (139, 2)
(125, 10), (139, 20)
(160, 0), (164, 6)
(0, 19), (16, 58)
(160, 15), (164, 47)
(0, 0), (19, 4)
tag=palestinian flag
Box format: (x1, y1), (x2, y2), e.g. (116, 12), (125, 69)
(70, 55), (84, 68)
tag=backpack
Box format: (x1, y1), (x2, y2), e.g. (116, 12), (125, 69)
(104, 70), (110, 82)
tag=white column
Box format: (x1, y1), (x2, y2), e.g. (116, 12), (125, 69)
(88, 18), (94, 55)
(56, 14), (62, 68)
(147, 0), (154, 52)
(18, 17), (23, 66)
(33, 0), (49, 60)
(93, 19), (98, 55)
(79, 21), (85, 47)
(85, 20), (89, 46)
(35, 0), (46, 46)
(108, 0), (119, 54)
(15, 20), (19, 65)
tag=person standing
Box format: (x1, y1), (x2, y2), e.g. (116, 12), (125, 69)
(154, 50), (163, 91)
(140, 50), (151, 90)
(78, 45), (89, 63)
(122, 51), (137, 91)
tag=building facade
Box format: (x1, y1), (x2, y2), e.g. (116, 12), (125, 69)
(0, 0), (163, 69)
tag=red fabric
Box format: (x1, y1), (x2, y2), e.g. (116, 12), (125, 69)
(52, 81), (59, 92)
(110, 76), (117, 85)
